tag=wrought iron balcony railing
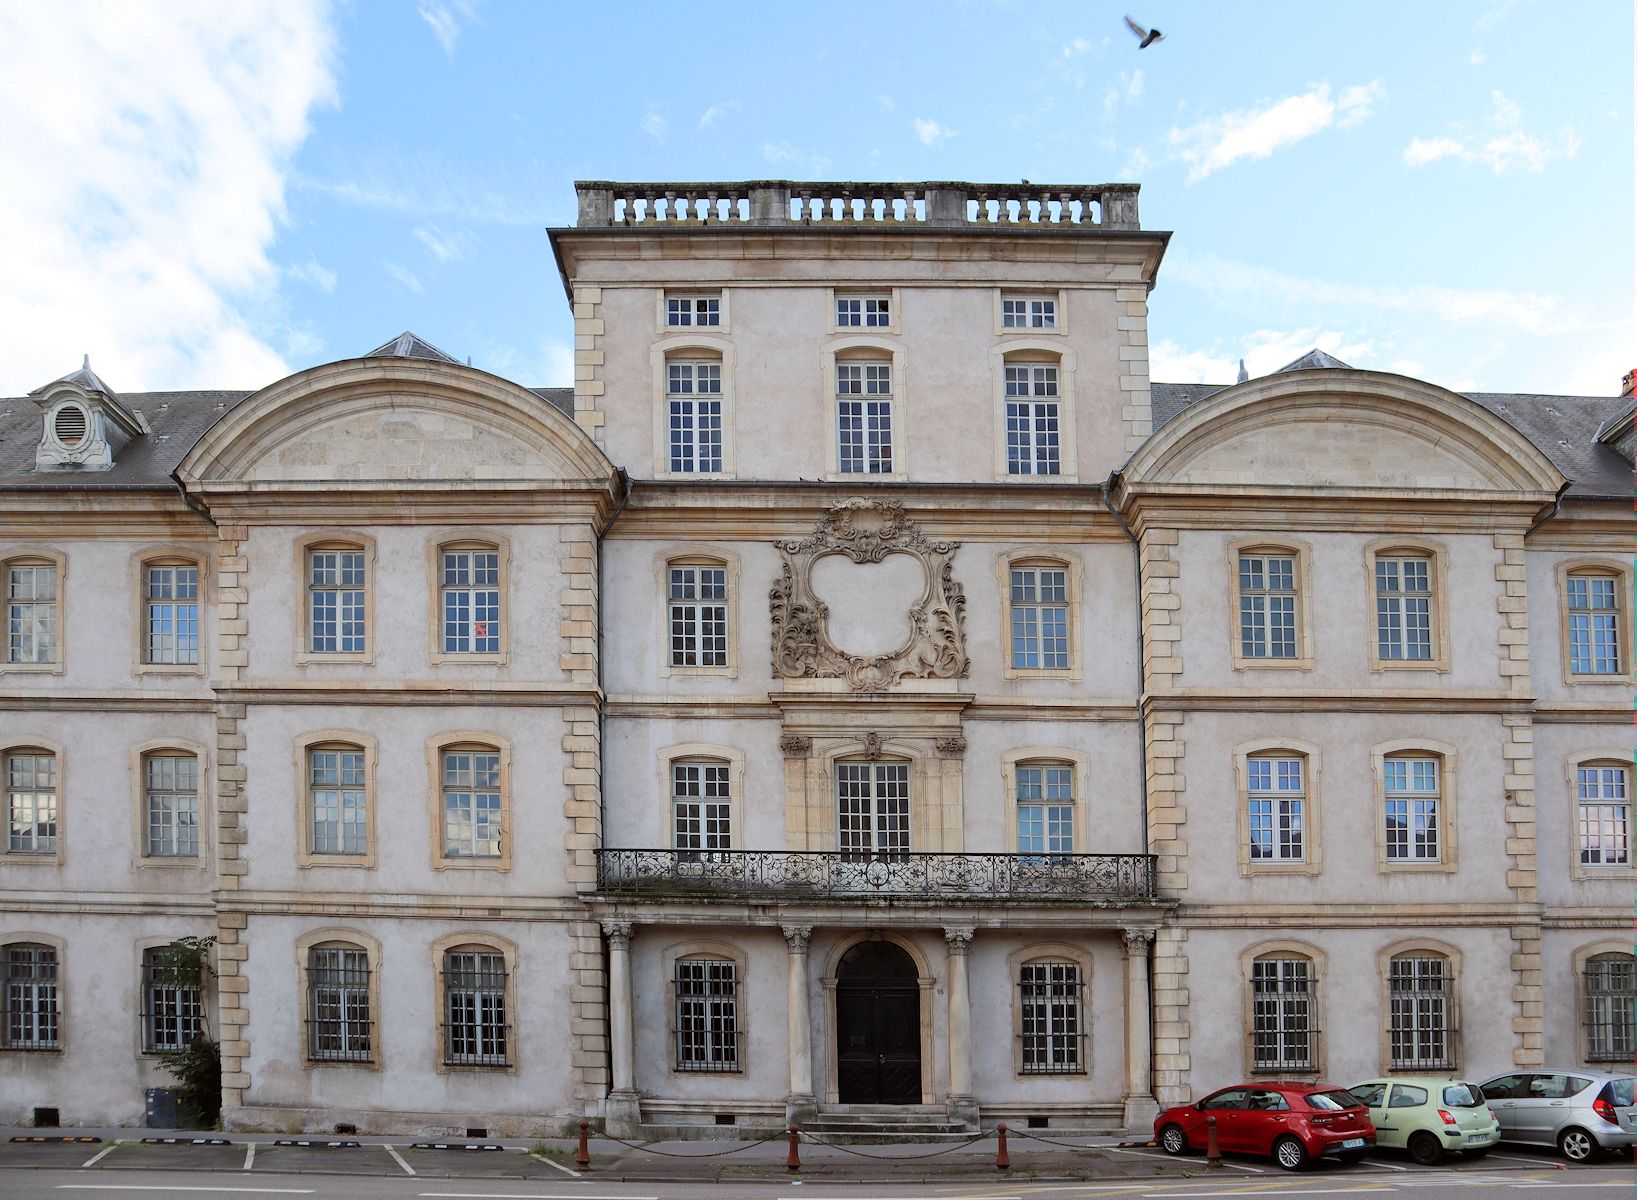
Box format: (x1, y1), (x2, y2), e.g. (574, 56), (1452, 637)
(595, 849), (1157, 902)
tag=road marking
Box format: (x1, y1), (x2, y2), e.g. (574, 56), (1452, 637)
(80, 1141), (120, 1168)
(1101, 1146), (1266, 1174)
(1146, 1190), (1396, 1198)
(528, 1150), (583, 1178)
(242, 1142), (255, 1172)
(1360, 1158), (1407, 1172)
(419, 1195), (657, 1200)
(1487, 1152), (1553, 1165)
(57, 1187), (314, 1195)
(385, 1144), (417, 1176)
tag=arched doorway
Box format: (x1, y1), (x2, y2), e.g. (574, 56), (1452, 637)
(835, 940), (922, 1103)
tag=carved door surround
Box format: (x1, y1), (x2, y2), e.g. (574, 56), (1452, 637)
(770, 497), (969, 692)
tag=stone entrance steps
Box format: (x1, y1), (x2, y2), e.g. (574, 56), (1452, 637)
(802, 1105), (971, 1139)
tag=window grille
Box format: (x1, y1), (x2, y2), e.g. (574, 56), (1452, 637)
(1567, 574), (1621, 674)
(1251, 958), (1315, 1071)
(6, 752), (57, 854)
(441, 550), (500, 654)
(1577, 765), (1631, 866)
(1016, 764), (1073, 861)
(1004, 364), (1061, 475)
(442, 749), (502, 858)
(443, 951), (508, 1066)
(308, 946), (372, 1063)
(837, 761), (909, 860)
(675, 958), (740, 1071)
(836, 295), (891, 327)
(1247, 757), (1305, 862)
(3, 944), (59, 1050)
(1384, 757), (1440, 862)
(1388, 955), (1454, 1069)
(666, 294), (720, 327)
(141, 948), (203, 1053)
(1584, 953), (1636, 1063)
(145, 754), (199, 858)
(1010, 567), (1069, 669)
(308, 748), (367, 855)
(673, 762), (731, 859)
(1020, 961), (1084, 1073)
(667, 360), (723, 473)
(308, 549), (366, 653)
(1375, 555), (1432, 660)
(5, 562), (57, 664)
(1239, 554), (1297, 658)
(144, 564), (200, 664)
(836, 362), (893, 474)
(668, 565), (728, 667)
(1002, 296), (1056, 329)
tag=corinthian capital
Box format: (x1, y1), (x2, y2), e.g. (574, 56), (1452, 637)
(602, 921), (633, 949)
(782, 925), (813, 952)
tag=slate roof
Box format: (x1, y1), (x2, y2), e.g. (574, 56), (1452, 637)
(366, 331), (462, 364)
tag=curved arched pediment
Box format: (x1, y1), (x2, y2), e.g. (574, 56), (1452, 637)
(1125, 371), (1565, 496)
(177, 358), (613, 486)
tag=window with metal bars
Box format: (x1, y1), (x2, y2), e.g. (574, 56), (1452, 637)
(144, 753), (199, 858)
(141, 947), (204, 1054)
(672, 761), (731, 860)
(1003, 363), (1061, 476)
(1567, 573), (1622, 675)
(443, 950), (509, 1066)
(675, 958), (740, 1071)
(667, 565), (728, 667)
(5, 560), (57, 664)
(441, 549), (500, 654)
(667, 359), (723, 473)
(1388, 955), (1455, 1069)
(835, 361), (893, 474)
(1374, 555), (1433, 661)
(1251, 957), (1315, 1071)
(1577, 764), (1631, 867)
(1584, 953), (1636, 1063)
(441, 749), (502, 859)
(1383, 756), (1440, 862)
(3, 943), (59, 1050)
(1009, 566), (1069, 670)
(307, 549), (366, 654)
(143, 563), (200, 665)
(6, 750), (57, 855)
(1247, 757), (1305, 863)
(1239, 554), (1298, 659)
(1020, 961), (1084, 1074)
(307, 946), (372, 1063)
(837, 761), (910, 860)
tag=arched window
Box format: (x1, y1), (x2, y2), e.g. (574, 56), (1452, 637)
(140, 945), (204, 1053)
(674, 956), (740, 1071)
(1564, 568), (1624, 676)
(435, 739), (507, 864)
(440, 944), (510, 1067)
(667, 559), (728, 669)
(299, 535), (373, 660)
(1247, 754), (1307, 864)
(139, 555), (202, 667)
(671, 758), (732, 859)
(1002, 352), (1062, 476)
(437, 543), (502, 656)
(307, 942), (373, 1064)
(1367, 541), (1448, 669)
(837, 758), (910, 860)
(1009, 946), (1090, 1075)
(1383, 753), (1442, 864)
(1386, 950), (1456, 1069)
(1573, 757), (1631, 873)
(5, 748), (58, 857)
(305, 742), (369, 859)
(3, 553), (61, 667)
(1009, 561), (1070, 671)
(1015, 761), (1075, 861)
(665, 352), (724, 474)
(1249, 953), (1316, 1072)
(834, 350), (895, 475)
(1583, 951), (1635, 1063)
(2, 942), (60, 1050)
(143, 751), (200, 858)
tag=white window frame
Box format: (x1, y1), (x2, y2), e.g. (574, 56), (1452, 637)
(835, 293), (893, 330)
(995, 289), (1067, 335)
(836, 760), (910, 859)
(306, 548), (367, 655)
(1385, 952), (1456, 1071)
(141, 561), (201, 666)
(1567, 571), (1623, 675)
(441, 948), (510, 1068)
(1575, 761), (1631, 871)
(664, 292), (723, 330)
(308, 745), (369, 858)
(1383, 755), (1441, 864)
(4, 556), (60, 669)
(144, 752), (200, 859)
(439, 546), (501, 656)
(672, 760), (732, 859)
(667, 563), (728, 669)
(665, 357), (725, 475)
(1238, 553), (1298, 660)
(1247, 755), (1306, 864)
(5, 749), (58, 857)
(1003, 361), (1062, 476)
(1014, 762), (1074, 862)
(1366, 541), (1449, 672)
(834, 359), (895, 475)
(992, 344), (1077, 481)
(830, 288), (900, 334)
(1001, 294), (1058, 330)
(1008, 563), (1071, 671)
(440, 747), (504, 860)
(3, 942), (60, 1051)
(307, 944), (373, 1065)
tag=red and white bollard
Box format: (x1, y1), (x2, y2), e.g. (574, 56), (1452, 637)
(995, 1122), (1011, 1170)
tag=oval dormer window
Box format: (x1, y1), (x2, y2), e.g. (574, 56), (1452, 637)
(52, 403), (89, 447)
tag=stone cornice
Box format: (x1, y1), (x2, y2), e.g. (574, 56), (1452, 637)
(1142, 688), (1539, 714)
(212, 682), (603, 707)
(184, 480), (623, 529)
(585, 900), (1173, 927)
(1117, 485), (1555, 535)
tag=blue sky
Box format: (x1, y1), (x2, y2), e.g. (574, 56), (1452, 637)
(0, 0), (1630, 397)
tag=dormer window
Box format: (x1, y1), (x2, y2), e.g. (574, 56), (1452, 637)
(29, 358), (145, 472)
(50, 403), (88, 448)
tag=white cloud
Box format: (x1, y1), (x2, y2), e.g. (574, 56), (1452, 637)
(1062, 36), (1094, 57)
(417, 0), (476, 56)
(383, 262), (424, 295)
(0, 2), (337, 393)
(413, 226), (470, 263)
(287, 259), (337, 294)
(1166, 81), (1384, 183)
(698, 100), (738, 130)
(1474, 0), (1516, 32)
(299, 156), (556, 226)
(479, 336), (574, 388)
(1150, 328), (1376, 384)
(1468, 49), (1487, 65)
(913, 117), (956, 147)
(761, 141), (832, 178)
(1403, 91), (1575, 173)
(1102, 68), (1145, 121)
(640, 106), (668, 142)
(877, 94), (895, 112)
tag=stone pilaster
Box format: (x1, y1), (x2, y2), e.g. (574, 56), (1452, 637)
(211, 519), (252, 1113)
(1116, 285), (1153, 451)
(602, 921), (640, 1136)
(558, 523), (598, 683)
(1151, 926), (1191, 1105)
(943, 927), (977, 1129)
(567, 919), (609, 1110)
(1121, 928), (1157, 1128)
(572, 285), (606, 441)
(1140, 526), (1188, 893)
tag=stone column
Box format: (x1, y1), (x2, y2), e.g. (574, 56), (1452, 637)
(602, 922), (641, 1136)
(944, 927), (978, 1128)
(783, 925), (817, 1126)
(1122, 928), (1158, 1129)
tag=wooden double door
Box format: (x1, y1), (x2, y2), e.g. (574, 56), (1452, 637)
(835, 941), (921, 1104)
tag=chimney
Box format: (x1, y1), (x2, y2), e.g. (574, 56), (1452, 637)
(1622, 368), (1635, 398)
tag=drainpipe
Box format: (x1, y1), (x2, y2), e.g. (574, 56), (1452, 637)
(1523, 478), (1571, 541)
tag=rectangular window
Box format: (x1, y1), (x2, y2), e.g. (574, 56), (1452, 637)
(1584, 955), (1636, 1063)
(1239, 554), (1297, 659)
(141, 948), (203, 1053)
(308, 947), (372, 1063)
(1375, 555), (1433, 661)
(835, 295), (891, 328)
(1578, 766), (1631, 866)
(1384, 757), (1440, 862)
(145, 754), (199, 858)
(308, 749), (367, 856)
(672, 762), (731, 857)
(6, 562), (57, 664)
(837, 761), (909, 859)
(3, 945), (59, 1050)
(666, 294), (720, 327)
(1016, 764), (1074, 861)
(667, 360), (724, 474)
(675, 958), (739, 1071)
(442, 749), (502, 858)
(144, 564), (200, 665)
(836, 362), (893, 474)
(1247, 757), (1305, 862)
(443, 950), (508, 1066)
(1002, 296), (1057, 329)
(1010, 566), (1069, 670)
(1388, 956), (1453, 1069)
(6, 752), (57, 855)
(1004, 364), (1061, 475)
(308, 550), (366, 654)
(1020, 961), (1083, 1073)
(1568, 574), (1621, 674)
(1251, 958), (1313, 1071)
(668, 565), (728, 668)
(441, 549), (500, 654)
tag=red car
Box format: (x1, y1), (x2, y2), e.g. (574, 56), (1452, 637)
(1155, 1082), (1376, 1171)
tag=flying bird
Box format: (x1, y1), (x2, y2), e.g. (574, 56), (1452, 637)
(1124, 14), (1164, 48)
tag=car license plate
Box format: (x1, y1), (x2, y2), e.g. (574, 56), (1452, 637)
(1466, 1133), (1488, 1143)
(1341, 1138), (1365, 1150)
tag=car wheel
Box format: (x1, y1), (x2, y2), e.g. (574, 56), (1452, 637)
(1407, 1131), (1444, 1166)
(1273, 1135), (1309, 1172)
(1159, 1124), (1188, 1155)
(1557, 1127), (1596, 1163)
(1463, 1147), (1491, 1159)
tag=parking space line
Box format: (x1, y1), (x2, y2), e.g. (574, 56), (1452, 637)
(1363, 1158), (1408, 1171)
(80, 1140), (120, 1167)
(384, 1143), (417, 1175)
(1486, 1152), (1553, 1165)
(528, 1150), (583, 1177)
(56, 1187), (314, 1194)
(1102, 1146), (1265, 1173)
(242, 1141), (255, 1171)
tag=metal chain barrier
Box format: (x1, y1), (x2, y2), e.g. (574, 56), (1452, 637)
(796, 1128), (994, 1160)
(595, 1131), (786, 1158)
(1012, 1127), (1106, 1151)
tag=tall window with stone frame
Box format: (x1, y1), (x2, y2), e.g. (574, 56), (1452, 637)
(1388, 954), (1455, 1069)
(3, 943), (59, 1050)
(1238, 553), (1298, 659)
(1383, 755), (1441, 863)
(835, 359), (894, 474)
(307, 548), (366, 654)
(1584, 953), (1636, 1063)
(674, 957), (740, 1072)
(1009, 564), (1069, 670)
(144, 752), (199, 858)
(5, 559), (57, 664)
(141, 946), (204, 1053)
(1567, 572), (1623, 675)
(1019, 960), (1084, 1073)
(441, 747), (502, 859)
(837, 760), (910, 860)
(1577, 763), (1631, 867)
(307, 746), (367, 856)
(1015, 763), (1074, 862)
(5, 749), (57, 855)
(1247, 756), (1305, 863)
(1250, 956), (1315, 1071)
(442, 948), (508, 1066)
(672, 761), (731, 860)
(440, 547), (500, 654)
(307, 945), (372, 1063)
(142, 561), (200, 665)
(1003, 359), (1061, 476)
(667, 563), (728, 668)
(1374, 554), (1433, 661)
(666, 357), (723, 474)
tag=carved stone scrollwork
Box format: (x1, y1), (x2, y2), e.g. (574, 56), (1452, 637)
(943, 927), (974, 955)
(779, 734), (812, 757)
(770, 498), (968, 692)
(1121, 928), (1156, 954)
(782, 925), (813, 953)
(862, 732), (884, 760)
(935, 735), (967, 757)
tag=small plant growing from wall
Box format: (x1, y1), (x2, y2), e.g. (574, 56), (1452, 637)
(150, 936), (222, 1128)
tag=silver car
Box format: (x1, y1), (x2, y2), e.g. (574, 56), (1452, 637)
(1477, 1069), (1637, 1161)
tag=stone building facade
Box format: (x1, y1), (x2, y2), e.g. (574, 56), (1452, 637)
(0, 181), (1629, 1135)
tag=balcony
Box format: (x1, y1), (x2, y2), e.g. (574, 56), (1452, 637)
(595, 849), (1158, 903)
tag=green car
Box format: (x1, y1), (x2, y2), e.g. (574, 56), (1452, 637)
(1347, 1078), (1501, 1164)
